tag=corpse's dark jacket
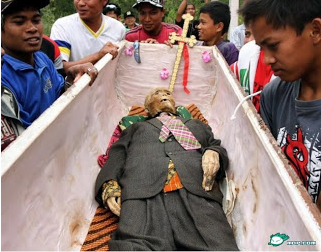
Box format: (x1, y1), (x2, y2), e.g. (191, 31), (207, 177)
(95, 117), (229, 206)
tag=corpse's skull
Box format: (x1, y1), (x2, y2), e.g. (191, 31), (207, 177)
(144, 87), (176, 117)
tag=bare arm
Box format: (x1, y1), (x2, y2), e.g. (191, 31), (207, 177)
(63, 42), (119, 72)
(176, 0), (188, 23)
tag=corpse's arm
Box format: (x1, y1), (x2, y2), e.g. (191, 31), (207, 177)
(201, 122), (229, 185)
(101, 180), (122, 216)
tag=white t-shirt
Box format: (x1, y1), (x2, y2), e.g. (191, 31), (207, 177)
(50, 13), (125, 62)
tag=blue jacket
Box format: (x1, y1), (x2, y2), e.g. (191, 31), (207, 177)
(1, 52), (64, 127)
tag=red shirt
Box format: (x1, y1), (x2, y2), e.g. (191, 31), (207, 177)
(125, 23), (182, 43)
(253, 50), (273, 113)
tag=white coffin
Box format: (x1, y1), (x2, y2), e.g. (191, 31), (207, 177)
(2, 41), (321, 251)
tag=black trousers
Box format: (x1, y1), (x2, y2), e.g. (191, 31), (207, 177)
(109, 188), (239, 251)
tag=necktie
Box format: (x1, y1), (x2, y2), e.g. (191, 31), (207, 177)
(158, 113), (201, 150)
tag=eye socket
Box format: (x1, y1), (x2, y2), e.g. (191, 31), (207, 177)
(13, 20), (24, 25)
(33, 18), (41, 24)
(267, 42), (279, 51)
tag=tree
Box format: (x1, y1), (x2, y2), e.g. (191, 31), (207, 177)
(42, 0), (75, 35)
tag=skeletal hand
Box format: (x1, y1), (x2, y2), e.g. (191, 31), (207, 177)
(202, 150), (220, 191)
(107, 197), (121, 216)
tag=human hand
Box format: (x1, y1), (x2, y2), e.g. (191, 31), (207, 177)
(141, 38), (159, 44)
(66, 62), (98, 87)
(201, 150), (220, 191)
(99, 42), (119, 60)
(164, 40), (174, 48)
(107, 196), (121, 216)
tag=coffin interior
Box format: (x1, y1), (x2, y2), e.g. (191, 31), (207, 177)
(2, 41), (320, 251)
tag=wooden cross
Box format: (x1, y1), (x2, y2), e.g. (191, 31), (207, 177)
(168, 13), (197, 92)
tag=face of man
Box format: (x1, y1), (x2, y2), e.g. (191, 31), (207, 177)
(185, 4), (196, 17)
(1, 8), (43, 64)
(198, 13), (222, 46)
(145, 88), (176, 117)
(74, 0), (107, 22)
(252, 16), (317, 82)
(125, 16), (136, 27)
(137, 3), (165, 36)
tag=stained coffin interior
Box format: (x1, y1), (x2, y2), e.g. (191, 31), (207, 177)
(1, 41), (320, 251)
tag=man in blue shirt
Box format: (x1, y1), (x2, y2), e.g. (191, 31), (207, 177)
(1, 0), (98, 128)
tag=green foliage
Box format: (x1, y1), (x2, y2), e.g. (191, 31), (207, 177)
(42, 0), (76, 35)
(238, 0), (245, 24)
(42, 0), (234, 35)
(42, 2), (56, 36)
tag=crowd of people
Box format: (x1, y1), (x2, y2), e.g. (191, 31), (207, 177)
(1, 0), (321, 249)
(1, 0), (239, 150)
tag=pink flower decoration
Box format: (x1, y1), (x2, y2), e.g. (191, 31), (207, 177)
(202, 51), (211, 63)
(160, 68), (170, 80)
(124, 46), (134, 56)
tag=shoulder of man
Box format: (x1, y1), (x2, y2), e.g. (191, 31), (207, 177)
(261, 77), (289, 97)
(175, 19), (184, 27)
(41, 35), (61, 61)
(260, 77), (302, 116)
(220, 40), (238, 49)
(52, 13), (78, 27)
(33, 51), (64, 86)
(103, 16), (126, 40)
(103, 15), (125, 28)
(125, 25), (143, 41)
(239, 40), (260, 61)
(34, 50), (55, 65)
(162, 22), (182, 32)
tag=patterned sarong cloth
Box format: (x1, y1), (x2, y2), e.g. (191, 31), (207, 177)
(158, 112), (201, 150)
(163, 160), (183, 192)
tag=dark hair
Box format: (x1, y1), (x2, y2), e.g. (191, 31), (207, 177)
(103, 3), (121, 16)
(239, 0), (321, 35)
(185, 3), (195, 13)
(2, 4), (42, 30)
(199, 1), (231, 35)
